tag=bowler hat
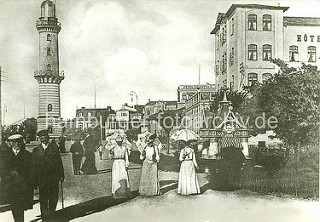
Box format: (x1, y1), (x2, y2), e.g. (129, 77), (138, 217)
(37, 130), (49, 137)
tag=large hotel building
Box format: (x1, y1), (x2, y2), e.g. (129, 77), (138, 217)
(212, 4), (320, 90)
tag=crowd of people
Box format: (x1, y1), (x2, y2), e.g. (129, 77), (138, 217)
(0, 130), (201, 222)
(0, 130), (64, 222)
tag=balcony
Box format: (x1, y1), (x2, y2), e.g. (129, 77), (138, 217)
(34, 70), (64, 77)
(36, 19), (61, 32)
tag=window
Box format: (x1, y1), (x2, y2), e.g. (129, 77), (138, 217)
(248, 44), (257, 60)
(231, 75), (235, 89)
(221, 53), (227, 72)
(263, 14), (272, 31)
(47, 48), (51, 56)
(248, 73), (258, 86)
(79, 113), (83, 117)
(231, 18), (234, 35)
(289, 45), (299, 62)
(308, 46), (316, 62)
(248, 14), (257, 30)
(222, 27), (225, 44)
(41, 6), (45, 17)
(216, 60), (219, 75)
(48, 104), (52, 112)
(222, 55), (225, 72)
(182, 93), (186, 101)
(262, 73), (272, 82)
(47, 34), (51, 41)
(263, 44), (272, 61)
(46, 64), (51, 71)
(230, 47), (234, 66)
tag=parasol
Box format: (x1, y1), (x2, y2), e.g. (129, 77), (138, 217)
(170, 129), (199, 142)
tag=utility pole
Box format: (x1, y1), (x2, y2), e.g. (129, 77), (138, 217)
(0, 66), (2, 144)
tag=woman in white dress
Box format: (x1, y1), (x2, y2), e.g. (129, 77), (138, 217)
(178, 141), (200, 195)
(139, 134), (161, 196)
(109, 135), (132, 199)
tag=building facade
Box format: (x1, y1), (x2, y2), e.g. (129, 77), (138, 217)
(75, 106), (115, 131)
(212, 4), (320, 91)
(105, 104), (143, 136)
(34, 0), (64, 137)
(184, 91), (217, 135)
(177, 83), (216, 107)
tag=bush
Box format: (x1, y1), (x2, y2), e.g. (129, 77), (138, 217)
(254, 148), (288, 175)
(240, 146), (319, 199)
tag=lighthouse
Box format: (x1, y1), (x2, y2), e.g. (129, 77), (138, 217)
(34, 0), (64, 137)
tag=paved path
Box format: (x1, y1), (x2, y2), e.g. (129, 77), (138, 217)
(74, 189), (320, 222)
(0, 146), (319, 222)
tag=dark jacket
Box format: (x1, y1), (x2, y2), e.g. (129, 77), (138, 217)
(83, 135), (98, 155)
(70, 142), (84, 156)
(0, 147), (33, 209)
(31, 142), (64, 186)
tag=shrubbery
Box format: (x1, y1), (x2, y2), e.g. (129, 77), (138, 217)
(240, 146), (319, 199)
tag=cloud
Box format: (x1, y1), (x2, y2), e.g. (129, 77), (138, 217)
(58, 0), (215, 118)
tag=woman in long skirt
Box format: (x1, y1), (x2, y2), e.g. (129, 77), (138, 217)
(178, 142), (200, 195)
(110, 136), (131, 199)
(139, 134), (161, 196)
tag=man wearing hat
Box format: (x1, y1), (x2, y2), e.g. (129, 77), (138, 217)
(80, 131), (98, 175)
(30, 130), (64, 221)
(0, 134), (33, 222)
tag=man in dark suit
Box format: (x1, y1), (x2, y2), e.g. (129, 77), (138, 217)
(0, 134), (33, 222)
(70, 138), (84, 175)
(30, 130), (64, 221)
(81, 132), (98, 174)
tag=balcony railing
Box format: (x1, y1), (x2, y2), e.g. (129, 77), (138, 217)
(34, 70), (64, 77)
(36, 19), (61, 28)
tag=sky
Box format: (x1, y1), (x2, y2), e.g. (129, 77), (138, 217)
(1, 0), (320, 124)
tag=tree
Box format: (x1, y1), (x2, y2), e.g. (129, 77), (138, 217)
(158, 109), (183, 153)
(257, 60), (319, 147)
(20, 118), (37, 142)
(210, 88), (248, 114)
(125, 128), (140, 142)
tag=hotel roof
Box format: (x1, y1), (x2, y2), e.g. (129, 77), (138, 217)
(211, 4), (289, 34)
(284, 16), (320, 26)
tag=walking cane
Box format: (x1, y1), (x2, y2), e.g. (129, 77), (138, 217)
(60, 181), (64, 209)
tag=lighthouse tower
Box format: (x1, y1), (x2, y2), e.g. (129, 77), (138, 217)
(34, 0), (64, 137)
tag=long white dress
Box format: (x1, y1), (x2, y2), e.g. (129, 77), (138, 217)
(178, 147), (200, 195)
(111, 144), (131, 199)
(139, 145), (161, 196)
